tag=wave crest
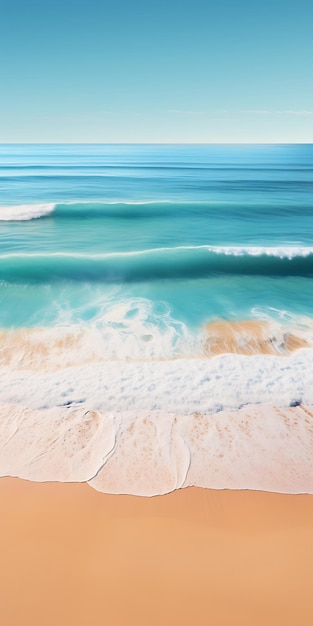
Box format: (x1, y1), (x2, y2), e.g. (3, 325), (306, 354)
(0, 203), (55, 221)
(1, 246), (313, 283)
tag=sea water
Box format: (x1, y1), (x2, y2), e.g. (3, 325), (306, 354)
(0, 144), (313, 495)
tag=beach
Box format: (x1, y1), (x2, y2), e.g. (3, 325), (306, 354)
(1, 144), (313, 624)
(2, 0), (313, 614)
(1, 478), (313, 626)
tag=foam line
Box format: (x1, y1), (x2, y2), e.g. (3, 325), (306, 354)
(1, 245), (313, 259)
(1, 347), (313, 415)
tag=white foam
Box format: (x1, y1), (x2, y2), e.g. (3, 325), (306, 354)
(90, 405), (313, 495)
(1, 316), (313, 496)
(90, 411), (191, 496)
(0, 203), (55, 221)
(1, 244), (312, 259)
(0, 301), (198, 366)
(181, 405), (313, 494)
(1, 348), (313, 414)
(1, 403), (313, 496)
(0, 403), (116, 482)
(208, 245), (313, 259)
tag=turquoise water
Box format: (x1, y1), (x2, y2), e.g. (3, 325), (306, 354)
(0, 143), (313, 333)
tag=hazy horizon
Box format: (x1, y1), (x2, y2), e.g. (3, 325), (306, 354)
(1, 141), (313, 146)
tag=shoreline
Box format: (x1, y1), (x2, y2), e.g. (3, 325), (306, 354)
(0, 319), (312, 373)
(1, 478), (313, 625)
(1, 402), (313, 495)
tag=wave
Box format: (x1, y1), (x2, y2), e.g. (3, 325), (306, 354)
(0, 200), (205, 222)
(2, 200), (313, 222)
(1, 246), (313, 283)
(1, 402), (313, 495)
(0, 203), (55, 221)
(0, 200), (181, 222)
(0, 317), (310, 372)
(0, 299), (194, 366)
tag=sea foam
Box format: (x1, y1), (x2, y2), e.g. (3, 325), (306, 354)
(1, 336), (313, 494)
(0, 316), (312, 370)
(1, 403), (313, 496)
(1, 340), (313, 415)
(0, 203), (55, 221)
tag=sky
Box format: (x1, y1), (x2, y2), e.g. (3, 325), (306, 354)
(0, 0), (313, 143)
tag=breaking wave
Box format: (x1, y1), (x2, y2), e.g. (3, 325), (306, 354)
(0, 203), (55, 221)
(0, 246), (313, 283)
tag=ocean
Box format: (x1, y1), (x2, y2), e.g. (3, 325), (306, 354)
(0, 143), (313, 495)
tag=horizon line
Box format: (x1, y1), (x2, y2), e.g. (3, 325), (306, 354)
(1, 141), (313, 146)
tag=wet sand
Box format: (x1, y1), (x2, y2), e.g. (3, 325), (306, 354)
(1, 479), (313, 626)
(205, 319), (309, 356)
(0, 319), (310, 373)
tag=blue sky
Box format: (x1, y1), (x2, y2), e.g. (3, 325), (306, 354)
(0, 0), (312, 142)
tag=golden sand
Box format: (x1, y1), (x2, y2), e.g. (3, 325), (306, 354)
(205, 319), (308, 356)
(1, 478), (313, 626)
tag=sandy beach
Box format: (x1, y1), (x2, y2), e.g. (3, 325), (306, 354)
(1, 478), (313, 626)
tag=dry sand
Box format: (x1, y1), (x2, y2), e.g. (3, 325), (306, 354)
(1, 479), (313, 626)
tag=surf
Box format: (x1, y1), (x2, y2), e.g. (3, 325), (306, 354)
(0, 203), (55, 221)
(1, 246), (313, 283)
